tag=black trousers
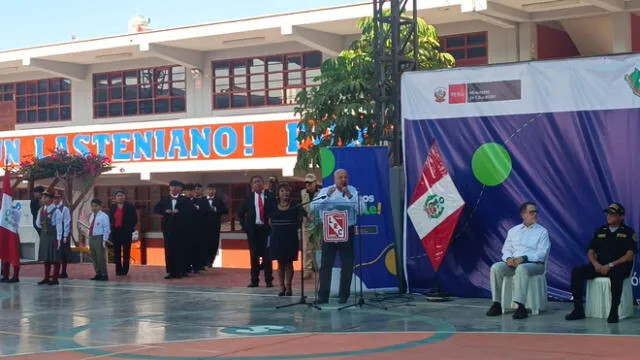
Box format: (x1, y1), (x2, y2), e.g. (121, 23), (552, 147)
(318, 227), (355, 301)
(207, 228), (221, 266)
(195, 228), (209, 269)
(164, 232), (184, 277)
(112, 228), (132, 275)
(248, 225), (273, 284)
(570, 263), (632, 311)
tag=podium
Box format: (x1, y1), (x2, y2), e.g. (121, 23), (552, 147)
(310, 201), (359, 244)
(310, 200), (361, 304)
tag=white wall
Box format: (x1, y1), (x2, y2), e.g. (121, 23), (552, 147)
(2, 41), (318, 132)
(0, 20), (542, 135)
(435, 20), (517, 64)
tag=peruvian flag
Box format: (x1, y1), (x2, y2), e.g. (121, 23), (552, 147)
(0, 171), (20, 266)
(407, 140), (465, 272)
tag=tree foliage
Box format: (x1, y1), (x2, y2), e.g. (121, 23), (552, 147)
(294, 12), (455, 170)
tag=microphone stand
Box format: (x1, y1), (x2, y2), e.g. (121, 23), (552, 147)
(276, 195), (327, 311)
(339, 188), (387, 311)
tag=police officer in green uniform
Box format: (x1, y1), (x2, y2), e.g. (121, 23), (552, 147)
(565, 203), (638, 323)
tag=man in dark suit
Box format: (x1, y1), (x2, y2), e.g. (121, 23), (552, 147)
(184, 183), (207, 273)
(204, 184), (228, 268)
(108, 189), (138, 276)
(238, 175), (274, 287)
(30, 186), (45, 235)
(153, 180), (194, 279)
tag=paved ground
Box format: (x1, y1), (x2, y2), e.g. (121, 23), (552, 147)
(1, 264), (639, 359)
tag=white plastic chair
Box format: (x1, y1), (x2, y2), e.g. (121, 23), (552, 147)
(500, 250), (549, 316)
(585, 262), (635, 320)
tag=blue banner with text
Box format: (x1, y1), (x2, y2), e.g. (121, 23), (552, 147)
(320, 146), (398, 290)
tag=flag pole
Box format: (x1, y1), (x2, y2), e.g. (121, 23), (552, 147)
(425, 271), (451, 302)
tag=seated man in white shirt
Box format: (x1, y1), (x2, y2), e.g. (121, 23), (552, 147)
(486, 202), (551, 319)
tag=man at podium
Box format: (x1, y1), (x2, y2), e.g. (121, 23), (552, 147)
(312, 169), (361, 304)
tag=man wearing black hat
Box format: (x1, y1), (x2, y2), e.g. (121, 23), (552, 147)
(154, 180), (194, 279)
(30, 186), (45, 235)
(566, 203), (638, 323)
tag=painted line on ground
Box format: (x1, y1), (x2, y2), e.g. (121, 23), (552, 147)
(58, 283), (285, 298)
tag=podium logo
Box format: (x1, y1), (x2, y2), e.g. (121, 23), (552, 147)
(323, 210), (349, 242)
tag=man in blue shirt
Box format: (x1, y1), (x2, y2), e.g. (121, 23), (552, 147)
(486, 202), (550, 319)
(312, 169), (362, 304)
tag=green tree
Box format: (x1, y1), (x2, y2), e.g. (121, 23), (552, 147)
(294, 12), (454, 170)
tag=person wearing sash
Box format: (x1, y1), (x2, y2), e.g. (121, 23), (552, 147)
(0, 202), (22, 283)
(313, 169), (360, 304)
(88, 199), (111, 281)
(267, 182), (306, 296)
(108, 190), (138, 276)
(35, 192), (63, 285)
(53, 193), (72, 279)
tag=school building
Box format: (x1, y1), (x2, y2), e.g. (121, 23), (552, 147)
(1, 0), (639, 267)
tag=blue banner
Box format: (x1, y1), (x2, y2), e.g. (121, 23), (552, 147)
(401, 54), (640, 303)
(320, 146), (398, 290)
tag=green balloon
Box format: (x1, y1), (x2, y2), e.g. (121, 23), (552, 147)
(320, 148), (336, 179)
(472, 143), (512, 186)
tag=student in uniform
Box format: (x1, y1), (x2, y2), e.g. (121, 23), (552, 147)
(53, 193), (72, 279)
(184, 183), (205, 273)
(565, 203), (638, 323)
(88, 199), (111, 281)
(35, 192), (63, 285)
(154, 180), (194, 279)
(30, 186), (45, 235)
(204, 184), (228, 268)
(194, 183), (204, 199)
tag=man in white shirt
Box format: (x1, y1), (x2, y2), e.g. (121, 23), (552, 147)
(238, 175), (275, 287)
(88, 199), (111, 281)
(312, 169), (362, 304)
(486, 202), (550, 319)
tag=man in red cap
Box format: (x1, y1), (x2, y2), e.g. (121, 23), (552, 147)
(565, 203), (638, 323)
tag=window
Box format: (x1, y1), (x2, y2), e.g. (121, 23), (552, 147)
(93, 66), (186, 118)
(0, 78), (72, 124)
(212, 51), (322, 109)
(440, 32), (488, 67)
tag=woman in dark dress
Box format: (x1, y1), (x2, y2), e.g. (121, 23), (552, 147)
(268, 182), (306, 296)
(108, 190), (138, 276)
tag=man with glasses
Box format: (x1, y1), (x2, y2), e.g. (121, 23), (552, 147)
(486, 202), (550, 319)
